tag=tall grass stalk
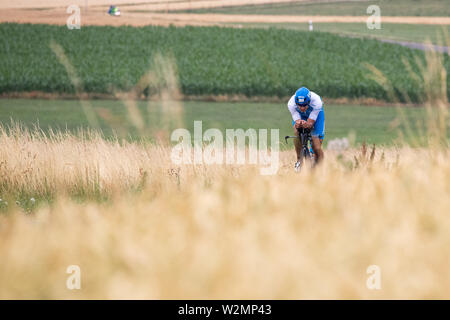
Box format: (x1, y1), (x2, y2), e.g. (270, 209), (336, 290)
(365, 34), (449, 148)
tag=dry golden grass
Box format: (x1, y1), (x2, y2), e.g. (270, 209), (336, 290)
(1, 125), (450, 299)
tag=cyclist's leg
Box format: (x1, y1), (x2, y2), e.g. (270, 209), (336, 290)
(311, 110), (325, 164)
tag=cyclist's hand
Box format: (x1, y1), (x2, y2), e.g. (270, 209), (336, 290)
(295, 120), (306, 128)
(304, 119), (315, 129)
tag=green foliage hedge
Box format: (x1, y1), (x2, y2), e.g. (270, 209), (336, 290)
(1, 23), (448, 102)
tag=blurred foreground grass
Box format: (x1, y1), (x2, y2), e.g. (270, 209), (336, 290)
(0, 126), (450, 298)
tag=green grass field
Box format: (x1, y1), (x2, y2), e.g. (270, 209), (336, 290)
(182, 0), (450, 16)
(0, 98), (434, 147)
(223, 23), (450, 46)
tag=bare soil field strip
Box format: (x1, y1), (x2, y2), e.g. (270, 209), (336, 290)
(0, 9), (218, 27)
(116, 0), (311, 12)
(0, 0), (310, 10)
(1, 9), (449, 26)
(0, 0), (199, 9)
(118, 13), (450, 25)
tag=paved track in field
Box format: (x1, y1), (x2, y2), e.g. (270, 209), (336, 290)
(379, 39), (449, 54)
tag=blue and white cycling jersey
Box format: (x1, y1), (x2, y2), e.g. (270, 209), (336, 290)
(287, 91), (325, 139)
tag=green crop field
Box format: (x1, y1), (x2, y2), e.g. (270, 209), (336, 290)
(1, 23), (448, 103)
(180, 0), (450, 16)
(222, 23), (450, 46)
(0, 98), (436, 147)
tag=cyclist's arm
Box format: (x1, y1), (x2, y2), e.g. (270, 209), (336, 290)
(305, 93), (323, 128)
(288, 96), (305, 128)
(287, 96), (301, 122)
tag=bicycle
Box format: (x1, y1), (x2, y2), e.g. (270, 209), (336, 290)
(285, 127), (314, 168)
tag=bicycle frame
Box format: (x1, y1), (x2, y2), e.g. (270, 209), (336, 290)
(298, 128), (313, 161)
(284, 128), (314, 161)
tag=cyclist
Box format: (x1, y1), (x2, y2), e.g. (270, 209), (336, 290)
(287, 86), (325, 171)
